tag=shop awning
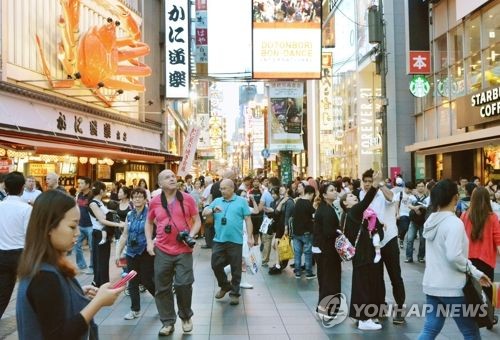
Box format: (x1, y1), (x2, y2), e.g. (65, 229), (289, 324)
(0, 135), (181, 163)
(405, 126), (500, 155)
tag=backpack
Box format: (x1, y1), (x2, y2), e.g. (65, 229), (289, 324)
(409, 195), (427, 226)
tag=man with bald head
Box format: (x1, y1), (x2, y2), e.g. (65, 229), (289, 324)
(203, 179), (253, 306)
(145, 169), (201, 336)
(45, 172), (66, 192)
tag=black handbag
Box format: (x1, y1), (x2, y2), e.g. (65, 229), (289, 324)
(462, 264), (495, 328)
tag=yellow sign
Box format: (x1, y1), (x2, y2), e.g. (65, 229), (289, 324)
(27, 163), (56, 177)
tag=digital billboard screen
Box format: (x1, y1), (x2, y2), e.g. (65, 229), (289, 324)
(252, 0), (322, 79)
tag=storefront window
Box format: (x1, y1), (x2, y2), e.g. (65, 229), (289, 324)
(450, 62), (466, 99)
(437, 104), (451, 138)
(465, 52), (482, 93)
(434, 34), (448, 71)
(423, 75), (435, 110)
(464, 15), (481, 57)
(449, 26), (463, 65)
(481, 5), (500, 48)
(424, 108), (437, 141)
(483, 44), (500, 87)
(484, 145), (500, 182)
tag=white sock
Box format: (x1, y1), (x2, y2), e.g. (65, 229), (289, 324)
(374, 248), (381, 263)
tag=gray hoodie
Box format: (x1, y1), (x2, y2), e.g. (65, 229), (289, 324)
(422, 211), (484, 297)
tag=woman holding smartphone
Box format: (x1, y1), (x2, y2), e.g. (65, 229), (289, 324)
(16, 190), (124, 339)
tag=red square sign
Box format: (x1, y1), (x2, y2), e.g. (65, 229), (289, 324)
(408, 51), (431, 74)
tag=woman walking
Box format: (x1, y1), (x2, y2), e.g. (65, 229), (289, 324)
(313, 182), (342, 315)
(116, 188), (156, 320)
(460, 186), (500, 326)
(16, 190), (123, 339)
(340, 169), (384, 331)
(89, 181), (125, 287)
(419, 179), (492, 339)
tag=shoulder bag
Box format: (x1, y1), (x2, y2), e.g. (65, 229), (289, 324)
(463, 263), (495, 328)
(334, 215), (361, 262)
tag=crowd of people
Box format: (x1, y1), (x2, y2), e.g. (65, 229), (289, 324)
(0, 169), (499, 338)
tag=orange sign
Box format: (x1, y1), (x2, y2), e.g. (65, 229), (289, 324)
(0, 158), (12, 173)
(27, 163), (56, 177)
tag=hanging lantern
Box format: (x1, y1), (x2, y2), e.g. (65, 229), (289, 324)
(89, 157), (98, 165)
(79, 157), (88, 164)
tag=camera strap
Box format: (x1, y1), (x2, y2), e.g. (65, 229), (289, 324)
(161, 191), (189, 232)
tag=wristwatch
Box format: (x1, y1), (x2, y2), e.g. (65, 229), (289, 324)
(379, 182), (385, 188)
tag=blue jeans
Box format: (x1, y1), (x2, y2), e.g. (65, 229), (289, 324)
(418, 295), (480, 340)
(75, 226), (93, 269)
(406, 221), (425, 260)
(292, 233), (313, 275)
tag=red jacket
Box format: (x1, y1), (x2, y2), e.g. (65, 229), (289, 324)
(461, 212), (500, 268)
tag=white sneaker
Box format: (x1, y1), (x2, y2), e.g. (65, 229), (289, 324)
(240, 282), (253, 289)
(358, 319), (382, 330)
(158, 325), (174, 336)
(124, 310), (141, 320)
(374, 252), (381, 263)
(182, 318), (193, 332)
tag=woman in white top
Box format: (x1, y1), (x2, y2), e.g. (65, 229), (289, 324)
(89, 181), (125, 287)
(419, 179), (491, 339)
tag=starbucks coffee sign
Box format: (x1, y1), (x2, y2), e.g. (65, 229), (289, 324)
(456, 86), (500, 128)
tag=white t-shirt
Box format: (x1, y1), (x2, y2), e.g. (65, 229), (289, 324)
(21, 189), (42, 204)
(397, 191), (415, 217)
(89, 199), (109, 231)
(0, 196), (32, 249)
(360, 188), (398, 247)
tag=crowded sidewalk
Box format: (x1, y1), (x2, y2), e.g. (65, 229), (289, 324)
(1, 241), (499, 340)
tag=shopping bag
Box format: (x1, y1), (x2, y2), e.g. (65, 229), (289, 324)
(493, 282), (500, 309)
(259, 216), (273, 234)
(244, 246), (262, 275)
(463, 266), (495, 328)
(277, 235), (294, 261)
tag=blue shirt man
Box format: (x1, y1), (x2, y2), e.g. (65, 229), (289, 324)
(203, 179), (253, 305)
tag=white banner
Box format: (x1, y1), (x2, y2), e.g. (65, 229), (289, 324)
(166, 0), (190, 98)
(178, 125), (201, 177)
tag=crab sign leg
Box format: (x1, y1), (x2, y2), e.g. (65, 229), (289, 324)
(35, 35), (74, 88)
(117, 42), (150, 60)
(57, 0), (81, 76)
(100, 78), (145, 92)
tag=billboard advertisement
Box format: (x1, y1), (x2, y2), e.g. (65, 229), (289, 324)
(268, 82), (304, 152)
(252, 0), (322, 79)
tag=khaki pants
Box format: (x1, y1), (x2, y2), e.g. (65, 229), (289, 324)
(261, 233), (274, 264)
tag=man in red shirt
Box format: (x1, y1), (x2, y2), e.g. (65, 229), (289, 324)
(145, 169), (201, 336)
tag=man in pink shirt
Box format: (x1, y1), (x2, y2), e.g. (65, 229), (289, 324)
(145, 169), (201, 336)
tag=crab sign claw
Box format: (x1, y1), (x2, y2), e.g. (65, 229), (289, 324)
(94, 0), (141, 40)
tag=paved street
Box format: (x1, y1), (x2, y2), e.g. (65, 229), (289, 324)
(1, 239), (499, 340)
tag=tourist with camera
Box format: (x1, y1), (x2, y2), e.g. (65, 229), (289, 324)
(145, 170), (201, 336)
(115, 187), (155, 321)
(202, 179), (253, 306)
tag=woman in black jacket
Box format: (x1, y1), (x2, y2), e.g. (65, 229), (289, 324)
(339, 171), (385, 331)
(313, 182), (342, 315)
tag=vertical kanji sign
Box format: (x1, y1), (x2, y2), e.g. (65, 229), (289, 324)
(166, 0), (190, 98)
(408, 51), (431, 74)
(178, 125), (202, 177)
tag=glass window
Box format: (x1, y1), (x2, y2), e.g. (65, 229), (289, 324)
(434, 34), (448, 71)
(416, 114), (424, 142)
(449, 26), (463, 64)
(483, 44), (500, 87)
(437, 104), (451, 138)
(464, 15), (481, 57)
(423, 75), (435, 110)
(481, 5), (500, 48)
(450, 101), (466, 135)
(465, 52), (482, 93)
(436, 69), (450, 102)
(450, 61), (466, 99)
(424, 108), (437, 141)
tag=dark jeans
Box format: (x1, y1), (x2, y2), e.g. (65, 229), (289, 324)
(91, 230), (110, 287)
(397, 216), (410, 241)
(154, 247), (194, 326)
(470, 258), (494, 302)
(204, 223), (214, 248)
(0, 249), (22, 319)
(126, 251), (155, 312)
(380, 237), (405, 307)
(406, 222), (425, 260)
(211, 242), (243, 297)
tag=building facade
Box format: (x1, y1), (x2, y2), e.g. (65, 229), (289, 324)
(405, 0), (500, 183)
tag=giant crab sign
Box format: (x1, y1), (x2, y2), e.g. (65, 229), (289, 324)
(35, 0), (152, 107)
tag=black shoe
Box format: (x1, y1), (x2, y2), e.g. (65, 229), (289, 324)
(201, 245), (211, 249)
(487, 315), (498, 330)
(268, 266), (282, 275)
(418, 258), (425, 263)
(404, 258), (413, 263)
(290, 263), (295, 268)
(393, 310), (405, 325)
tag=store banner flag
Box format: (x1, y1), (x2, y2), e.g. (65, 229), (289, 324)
(178, 125), (201, 177)
(268, 82), (304, 152)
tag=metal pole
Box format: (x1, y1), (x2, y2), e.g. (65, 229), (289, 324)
(378, 0), (388, 178)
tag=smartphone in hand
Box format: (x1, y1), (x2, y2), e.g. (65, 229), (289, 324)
(111, 270), (137, 289)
